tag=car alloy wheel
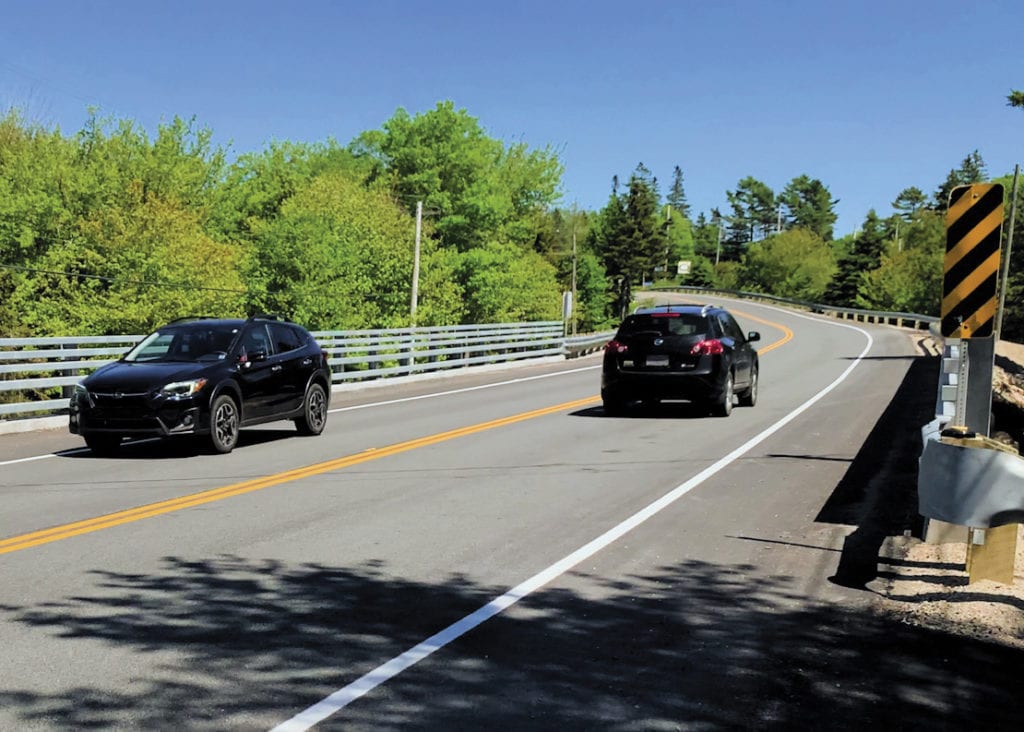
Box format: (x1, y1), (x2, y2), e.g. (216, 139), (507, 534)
(295, 383), (327, 436)
(713, 372), (733, 417)
(739, 365), (758, 407)
(210, 394), (240, 453)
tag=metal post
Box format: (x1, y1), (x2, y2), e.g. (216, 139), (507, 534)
(995, 165), (1019, 339)
(410, 200), (422, 326)
(571, 224), (577, 336)
(715, 223), (723, 266)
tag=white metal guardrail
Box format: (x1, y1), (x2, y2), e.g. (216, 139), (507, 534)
(648, 286), (940, 330)
(0, 321), (614, 420)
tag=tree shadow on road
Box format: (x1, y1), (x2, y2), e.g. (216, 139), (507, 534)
(1, 551), (1023, 730)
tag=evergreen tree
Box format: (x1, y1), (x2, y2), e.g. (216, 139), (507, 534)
(892, 187), (927, 220)
(666, 165), (691, 219)
(592, 166), (666, 316)
(778, 175), (838, 240)
(826, 210), (888, 307)
(933, 150), (988, 210)
(724, 177), (775, 258)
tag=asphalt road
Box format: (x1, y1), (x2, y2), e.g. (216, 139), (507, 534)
(1, 299), (1021, 730)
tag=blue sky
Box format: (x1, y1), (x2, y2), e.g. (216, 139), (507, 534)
(2, 0), (1022, 237)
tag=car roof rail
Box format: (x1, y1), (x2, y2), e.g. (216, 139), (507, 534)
(166, 316), (217, 324)
(248, 313), (284, 322)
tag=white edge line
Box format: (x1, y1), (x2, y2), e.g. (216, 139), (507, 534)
(0, 368), (601, 468)
(0, 448), (90, 466)
(271, 319), (875, 731)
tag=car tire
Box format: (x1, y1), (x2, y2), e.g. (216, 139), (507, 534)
(295, 382), (328, 436)
(209, 394), (240, 453)
(738, 364), (758, 407)
(85, 434), (122, 456)
(712, 371), (734, 417)
(602, 390), (628, 416)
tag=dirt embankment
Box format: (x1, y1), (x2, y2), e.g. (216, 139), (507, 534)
(993, 340), (1024, 454)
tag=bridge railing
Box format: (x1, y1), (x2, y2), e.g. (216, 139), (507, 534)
(647, 286), (939, 330)
(0, 321), (615, 420)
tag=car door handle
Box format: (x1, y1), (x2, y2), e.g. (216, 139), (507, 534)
(271, 365), (283, 372)
(301, 358), (312, 366)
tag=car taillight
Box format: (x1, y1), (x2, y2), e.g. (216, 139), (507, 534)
(605, 340), (628, 354)
(690, 339), (724, 356)
(321, 348), (330, 364)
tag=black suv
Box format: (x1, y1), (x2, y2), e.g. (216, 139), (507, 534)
(601, 304), (760, 416)
(69, 315), (332, 455)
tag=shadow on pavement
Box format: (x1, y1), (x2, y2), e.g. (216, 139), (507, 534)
(60, 429), (302, 460)
(1, 552), (1023, 730)
(817, 355), (938, 588)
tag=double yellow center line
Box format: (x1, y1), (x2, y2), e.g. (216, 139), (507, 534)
(0, 397), (599, 556)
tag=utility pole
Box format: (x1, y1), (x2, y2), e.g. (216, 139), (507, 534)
(996, 165), (1020, 339)
(571, 216), (578, 336)
(715, 221), (723, 266)
(410, 200), (422, 326)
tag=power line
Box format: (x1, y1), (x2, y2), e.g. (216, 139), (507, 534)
(0, 263), (247, 294)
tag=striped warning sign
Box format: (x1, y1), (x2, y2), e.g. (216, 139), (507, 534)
(941, 183), (1003, 338)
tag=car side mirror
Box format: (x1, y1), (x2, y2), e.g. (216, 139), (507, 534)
(747, 331), (761, 342)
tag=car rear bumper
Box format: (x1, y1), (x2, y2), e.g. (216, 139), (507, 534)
(601, 369), (727, 402)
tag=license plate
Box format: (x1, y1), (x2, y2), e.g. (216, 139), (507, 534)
(646, 355), (669, 368)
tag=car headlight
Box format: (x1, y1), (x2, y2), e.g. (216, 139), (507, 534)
(160, 378), (208, 398)
(73, 383), (93, 407)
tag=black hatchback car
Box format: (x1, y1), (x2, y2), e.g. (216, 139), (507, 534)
(601, 304), (759, 417)
(69, 315), (332, 455)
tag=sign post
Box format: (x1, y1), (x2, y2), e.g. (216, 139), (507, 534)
(939, 183), (1017, 583)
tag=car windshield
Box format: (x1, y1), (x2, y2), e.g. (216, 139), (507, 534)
(124, 324), (240, 363)
(619, 313), (707, 337)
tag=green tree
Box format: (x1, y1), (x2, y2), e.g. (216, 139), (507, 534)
(725, 177), (775, 256)
(247, 174), (460, 330)
(351, 101), (562, 252)
(856, 210), (944, 315)
(934, 150), (988, 210)
(826, 209), (888, 307)
(666, 165), (691, 219)
(892, 187), (928, 220)
(683, 255), (717, 287)
(456, 241), (560, 323)
(740, 228), (837, 302)
(665, 208), (695, 267)
(692, 210), (724, 262)
(211, 139), (368, 242)
(1009, 90), (1024, 107)
(10, 187), (249, 335)
(778, 175), (838, 240)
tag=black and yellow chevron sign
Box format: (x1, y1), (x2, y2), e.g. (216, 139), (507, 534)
(941, 183), (1004, 338)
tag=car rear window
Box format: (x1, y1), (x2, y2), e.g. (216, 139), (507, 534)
(618, 313), (707, 337)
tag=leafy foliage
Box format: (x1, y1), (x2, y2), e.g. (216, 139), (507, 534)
(455, 241), (560, 323)
(351, 101), (562, 252)
(741, 228), (836, 302)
